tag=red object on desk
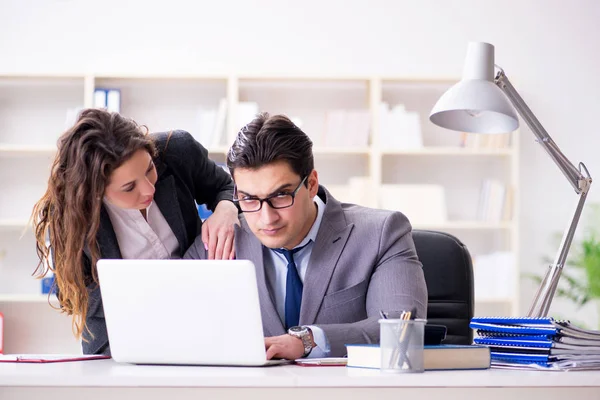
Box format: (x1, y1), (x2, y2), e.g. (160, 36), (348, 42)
(0, 354), (110, 363)
(0, 312), (3, 354)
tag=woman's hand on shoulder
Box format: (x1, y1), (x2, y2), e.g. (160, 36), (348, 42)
(201, 200), (240, 260)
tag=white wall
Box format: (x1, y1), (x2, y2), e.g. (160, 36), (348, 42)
(1, 0), (600, 322)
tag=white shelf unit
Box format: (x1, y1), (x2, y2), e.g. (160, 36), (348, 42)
(236, 77), (373, 185)
(0, 73), (519, 352)
(376, 78), (520, 317)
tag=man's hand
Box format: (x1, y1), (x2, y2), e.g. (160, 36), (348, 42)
(264, 334), (306, 360)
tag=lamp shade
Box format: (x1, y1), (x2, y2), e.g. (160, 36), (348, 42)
(429, 42), (519, 134)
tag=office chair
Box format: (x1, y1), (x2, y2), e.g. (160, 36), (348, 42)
(413, 229), (474, 345)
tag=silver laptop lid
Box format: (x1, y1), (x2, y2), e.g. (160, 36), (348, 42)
(97, 259), (269, 366)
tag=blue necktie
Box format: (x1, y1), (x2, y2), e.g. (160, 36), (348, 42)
(274, 243), (309, 330)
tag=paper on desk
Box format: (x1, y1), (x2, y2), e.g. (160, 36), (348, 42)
(492, 361), (600, 371)
(295, 357), (348, 366)
(0, 354), (110, 363)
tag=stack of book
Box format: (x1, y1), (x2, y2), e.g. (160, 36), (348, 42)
(346, 343), (490, 371)
(470, 316), (600, 370)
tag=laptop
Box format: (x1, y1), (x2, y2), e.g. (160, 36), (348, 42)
(96, 259), (287, 366)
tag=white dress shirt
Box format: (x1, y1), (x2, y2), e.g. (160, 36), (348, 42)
(263, 195), (331, 358)
(103, 199), (180, 260)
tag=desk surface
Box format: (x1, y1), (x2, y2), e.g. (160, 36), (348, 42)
(1, 359), (599, 387)
(1, 359), (599, 400)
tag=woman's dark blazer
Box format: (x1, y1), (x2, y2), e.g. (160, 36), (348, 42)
(80, 130), (234, 355)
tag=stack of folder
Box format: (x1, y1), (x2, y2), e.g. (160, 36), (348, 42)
(470, 316), (600, 370)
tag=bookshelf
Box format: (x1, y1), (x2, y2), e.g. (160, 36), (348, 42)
(0, 73), (519, 352)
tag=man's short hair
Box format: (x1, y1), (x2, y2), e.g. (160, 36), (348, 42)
(227, 112), (314, 182)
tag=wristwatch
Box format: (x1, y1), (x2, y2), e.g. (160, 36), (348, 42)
(287, 326), (314, 358)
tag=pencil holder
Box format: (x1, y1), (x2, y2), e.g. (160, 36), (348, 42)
(379, 318), (426, 373)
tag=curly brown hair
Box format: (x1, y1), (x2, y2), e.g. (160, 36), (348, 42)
(31, 108), (156, 340)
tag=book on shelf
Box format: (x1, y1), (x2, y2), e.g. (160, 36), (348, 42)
(106, 89), (121, 113)
(323, 109), (370, 148)
(346, 344), (490, 371)
(194, 97), (227, 148)
(195, 108), (217, 146)
(470, 316), (600, 370)
(379, 184), (447, 225)
(477, 179), (512, 222)
(211, 98), (227, 147)
(459, 132), (511, 149)
(378, 103), (422, 150)
(93, 89), (106, 110)
(234, 101), (259, 143)
(93, 88), (121, 113)
(323, 177), (378, 208)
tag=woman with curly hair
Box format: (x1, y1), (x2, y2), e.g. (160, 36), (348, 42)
(32, 108), (239, 355)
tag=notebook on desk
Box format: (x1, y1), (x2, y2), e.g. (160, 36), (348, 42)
(96, 259), (288, 367)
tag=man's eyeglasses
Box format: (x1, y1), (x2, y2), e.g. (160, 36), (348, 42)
(233, 176), (308, 213)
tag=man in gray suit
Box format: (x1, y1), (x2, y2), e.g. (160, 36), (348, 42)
(185, 113), (427, 360)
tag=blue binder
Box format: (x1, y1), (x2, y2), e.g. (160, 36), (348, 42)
(469, 321), (558, 335)
(491, 351), (550, 365)
(471, 316), (555, 325)
(472, 316), (600, 369)
(474, 337), (553, 348)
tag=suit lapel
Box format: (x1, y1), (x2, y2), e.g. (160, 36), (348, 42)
(300, 187), (354, 325)
(300, 223), (353, 325)
(153, 175), (188, 254)
(236, 223), (284, 336)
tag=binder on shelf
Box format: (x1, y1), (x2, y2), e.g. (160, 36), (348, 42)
(106, 89), (121, 113)
(93, 89), (107, 109)
(94, 88), (121, 113)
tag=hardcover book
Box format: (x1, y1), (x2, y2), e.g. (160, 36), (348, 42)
(345, 344), (490, 371)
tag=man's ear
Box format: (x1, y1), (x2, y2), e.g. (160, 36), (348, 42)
(307, 170), (319, 197)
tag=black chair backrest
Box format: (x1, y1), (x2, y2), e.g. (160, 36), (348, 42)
(413, 229), (474, 344)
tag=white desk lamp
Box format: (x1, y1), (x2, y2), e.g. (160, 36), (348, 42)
(429, 42), (592, 317)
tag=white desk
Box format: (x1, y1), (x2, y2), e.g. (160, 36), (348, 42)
(1, 359), (598, 400)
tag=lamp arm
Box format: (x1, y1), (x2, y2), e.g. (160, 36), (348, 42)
(528, 190), (590, 317)
(495, 70), (588, 193)
(494, 69), (593, 317)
